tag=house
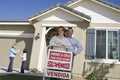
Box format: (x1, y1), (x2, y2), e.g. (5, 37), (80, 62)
(0, 0), (120, 79)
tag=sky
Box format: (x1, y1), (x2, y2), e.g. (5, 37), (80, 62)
(0, 0), (69, 20)
(0, 0), (120, 20)
(107, 0), (120, 6)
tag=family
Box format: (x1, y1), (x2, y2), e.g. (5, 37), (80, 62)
(49, 26), (83, 56)
(49, 26), (83, 80)
(7, 43), (27, 73)
(7, 26), (83, 76)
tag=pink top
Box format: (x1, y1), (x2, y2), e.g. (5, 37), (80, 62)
(21, 53), (26, 61)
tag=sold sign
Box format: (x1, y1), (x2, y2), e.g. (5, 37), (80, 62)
(45, 49), (73, 79)
(46, 49), (73, 71)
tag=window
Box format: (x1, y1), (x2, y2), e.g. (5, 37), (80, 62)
(86, 29), (120, 61)
(96, 30), (118, 60)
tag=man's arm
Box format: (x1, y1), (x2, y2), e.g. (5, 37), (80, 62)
(74, 39), (83, 55)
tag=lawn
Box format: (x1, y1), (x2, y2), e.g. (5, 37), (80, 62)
(0, 74), (49, 80)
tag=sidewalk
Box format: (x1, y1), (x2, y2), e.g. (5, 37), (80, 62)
(0, 67), (19, 73)
(0, 67), (44, 77)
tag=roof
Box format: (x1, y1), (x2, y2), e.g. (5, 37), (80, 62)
(96, 0), (120, 10)
(0, 20), (31, 25)
(0, 20), (29, 22)
(29, 0), (120, 21)
(29, 4), (91, 21)
(66, 0), (120, 11)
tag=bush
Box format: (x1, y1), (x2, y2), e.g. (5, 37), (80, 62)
(87, 73), (97, 80)
(30, 68), (38, 73)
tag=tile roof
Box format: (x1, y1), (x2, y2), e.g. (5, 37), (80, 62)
(29, 4), (91, 21)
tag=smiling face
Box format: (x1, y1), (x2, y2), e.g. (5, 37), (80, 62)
(57, 27), (65, 36)
(67, 28), (73, 37)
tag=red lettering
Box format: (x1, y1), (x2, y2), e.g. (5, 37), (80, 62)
(47, 71), (70, 79)
(47, 71), (51, 76)
(49, 51), (71, 62)
(47, 61), (70, 69)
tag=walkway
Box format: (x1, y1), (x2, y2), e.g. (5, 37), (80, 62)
(0, 67), (44, 77)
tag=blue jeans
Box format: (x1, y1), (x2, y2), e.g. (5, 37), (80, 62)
(8, 57), (14, 72)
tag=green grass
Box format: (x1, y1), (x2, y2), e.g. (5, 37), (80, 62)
(0, 74), (50, 80)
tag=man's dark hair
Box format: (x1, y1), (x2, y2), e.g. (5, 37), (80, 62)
(68, 27), (73, 32)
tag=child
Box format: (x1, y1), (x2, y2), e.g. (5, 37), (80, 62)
(20, 49), (27, 73)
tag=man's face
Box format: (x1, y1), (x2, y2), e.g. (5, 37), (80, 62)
(67, 29), (73, 37)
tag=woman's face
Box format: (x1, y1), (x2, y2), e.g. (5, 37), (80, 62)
(58, 28), (64, 36)
(13, 44), (17, 49)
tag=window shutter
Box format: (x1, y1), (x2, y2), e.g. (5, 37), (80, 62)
(118, 30), (120, 61)
(86, 29), (95, 59)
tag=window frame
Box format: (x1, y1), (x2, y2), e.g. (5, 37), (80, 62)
(94, 29), (120, 64)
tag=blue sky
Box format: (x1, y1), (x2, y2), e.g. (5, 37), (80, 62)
(0, 0), (120, 20)
(107, 0), (120, 6)
(0, 0), (69, 20)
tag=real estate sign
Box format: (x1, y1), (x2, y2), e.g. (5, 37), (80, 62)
(45, 49), (73, 79)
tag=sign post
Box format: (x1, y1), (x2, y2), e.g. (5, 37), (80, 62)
(45, 49), (73, 79)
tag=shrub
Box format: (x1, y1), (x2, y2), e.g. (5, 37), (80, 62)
(87, 73), (97, 80)
(30, 68), (38, 73)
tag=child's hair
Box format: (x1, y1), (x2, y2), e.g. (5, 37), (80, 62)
(23, 49), (27, 53)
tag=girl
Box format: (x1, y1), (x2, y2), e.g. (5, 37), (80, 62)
(20, 49), (27, 73)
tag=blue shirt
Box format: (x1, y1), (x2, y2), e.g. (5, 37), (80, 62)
(66, 37), (83, 54)
(9, 48), (17, 57)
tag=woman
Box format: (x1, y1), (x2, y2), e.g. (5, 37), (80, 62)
(49, 26), (71, 51)
(8, 43), (20, 72)
(49, 26), (71, 80)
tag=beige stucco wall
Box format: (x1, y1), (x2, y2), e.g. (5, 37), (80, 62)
(29, 6), (89, 71)
(29, 18), (89, 78)
(69, 0), (120, 23)
(29, 21), (43, 70)
(0, 25), (34, 69)
(0, 25), (34, 33)
(29, 1), (120, 79)
(83, 60), (120, 80)
(82, 23), (120, 80)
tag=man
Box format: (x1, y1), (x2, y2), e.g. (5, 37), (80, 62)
(66, 28), (83, 56)
(65, 28), (83, 80)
